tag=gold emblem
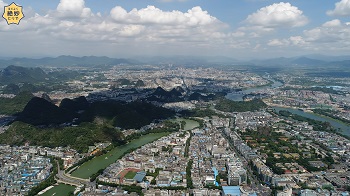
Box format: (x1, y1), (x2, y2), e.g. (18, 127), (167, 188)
(2, 2), (24, 25)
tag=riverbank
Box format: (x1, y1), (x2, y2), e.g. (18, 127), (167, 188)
(71, 132), (169, 179)
(226, 78), (283, 101)
(272, 106), (350, 137)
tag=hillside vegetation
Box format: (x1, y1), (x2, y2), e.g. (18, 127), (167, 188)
(215, 98), (267, 112)
(0, 91), (34, 115)
(0, 122), (123, 153)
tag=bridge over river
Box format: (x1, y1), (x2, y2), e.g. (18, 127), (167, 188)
(55, 161), (90, 187)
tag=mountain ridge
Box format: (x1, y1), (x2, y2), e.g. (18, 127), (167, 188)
(0, 55), (133, 68)
(0, 55), (349, 68)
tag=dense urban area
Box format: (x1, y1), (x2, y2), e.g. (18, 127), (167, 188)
(0, 61), (350, 196)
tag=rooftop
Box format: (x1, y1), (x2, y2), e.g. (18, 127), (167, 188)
(222, 186), (241, 196)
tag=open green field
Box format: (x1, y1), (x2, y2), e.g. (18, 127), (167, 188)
(124, 171), (137, 179)
(41, 184), (75, 196)
(71, 132), (169, 179)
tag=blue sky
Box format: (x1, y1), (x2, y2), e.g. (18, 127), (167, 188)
(1, 0), (350, 59)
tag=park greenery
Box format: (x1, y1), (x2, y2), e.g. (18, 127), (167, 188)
(154, 186), (187, 190)
(147, 168), (162, 185)
(186, 159), (194, 189)
(90, 169), (104, 182)
(215, 98), (267, 112)
(184, 131), (193, 158)
(204, 185), (222, 190)
(241, 126), (333, 175)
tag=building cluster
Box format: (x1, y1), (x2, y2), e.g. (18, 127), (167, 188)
(98, 131), (190, 189)
(81, 116), (268, 195)
(226, 129), (274, 184)
(103, 66), (270, 92)
(0, 144), (79, 195)
(302, 131), (350, 156)
(162, 102), (195, 112)
(189, 126), (247, 188)
(2, 66), (350, 196)
(0, 145), (53, 195)
(228, 109), (350, 196)
(235, 112), (274, 131)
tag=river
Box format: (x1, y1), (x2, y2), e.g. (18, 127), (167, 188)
(225, 78), (350, 136)
(226, 79), (283, 101)
(40, 184), (75, 196)
(171, 118), (200, 131)
(71, 119), (199, 179)
(273, 106), (350, 137)
(71, 132), (169, 179)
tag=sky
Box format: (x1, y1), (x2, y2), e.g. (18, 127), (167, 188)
(1, 0), (350, 59)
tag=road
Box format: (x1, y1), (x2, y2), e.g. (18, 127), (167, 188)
(219, 112), (272, 196)
(220, 129), (259, 186)
(55, 161), (90, 186)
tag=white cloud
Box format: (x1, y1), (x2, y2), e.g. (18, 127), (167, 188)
(267, 39), (289, 46)
(56, 0), (92, 18)
(271, 20), (350, 53)
(264, 18), (350, 51)
(266, 36), (307, 47)
(231, 31), (245, 37)
(289, 36), (306, 46)
(0, 1), (242, 55)
(110, 6), (217, 26)
(245, 2), (308, 29)
(327, 0), (350, 16)
(3, 0), (328, 58)
(322, 19), (342, 27)
(118, 25), (145, 37)
(303, 20), (350, 43)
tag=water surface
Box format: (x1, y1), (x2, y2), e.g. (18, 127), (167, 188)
(273, 106), (350, 137)
(71, 132), (169, 179)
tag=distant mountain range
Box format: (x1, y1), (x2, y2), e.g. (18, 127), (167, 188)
(0, 65), (48, 84)
(248, 57), (328, 66)
(0, 54), (349, 69)
(0, 55), (133, 68)
(132, 54), (350, 67)
(0, 65), (83, 84)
